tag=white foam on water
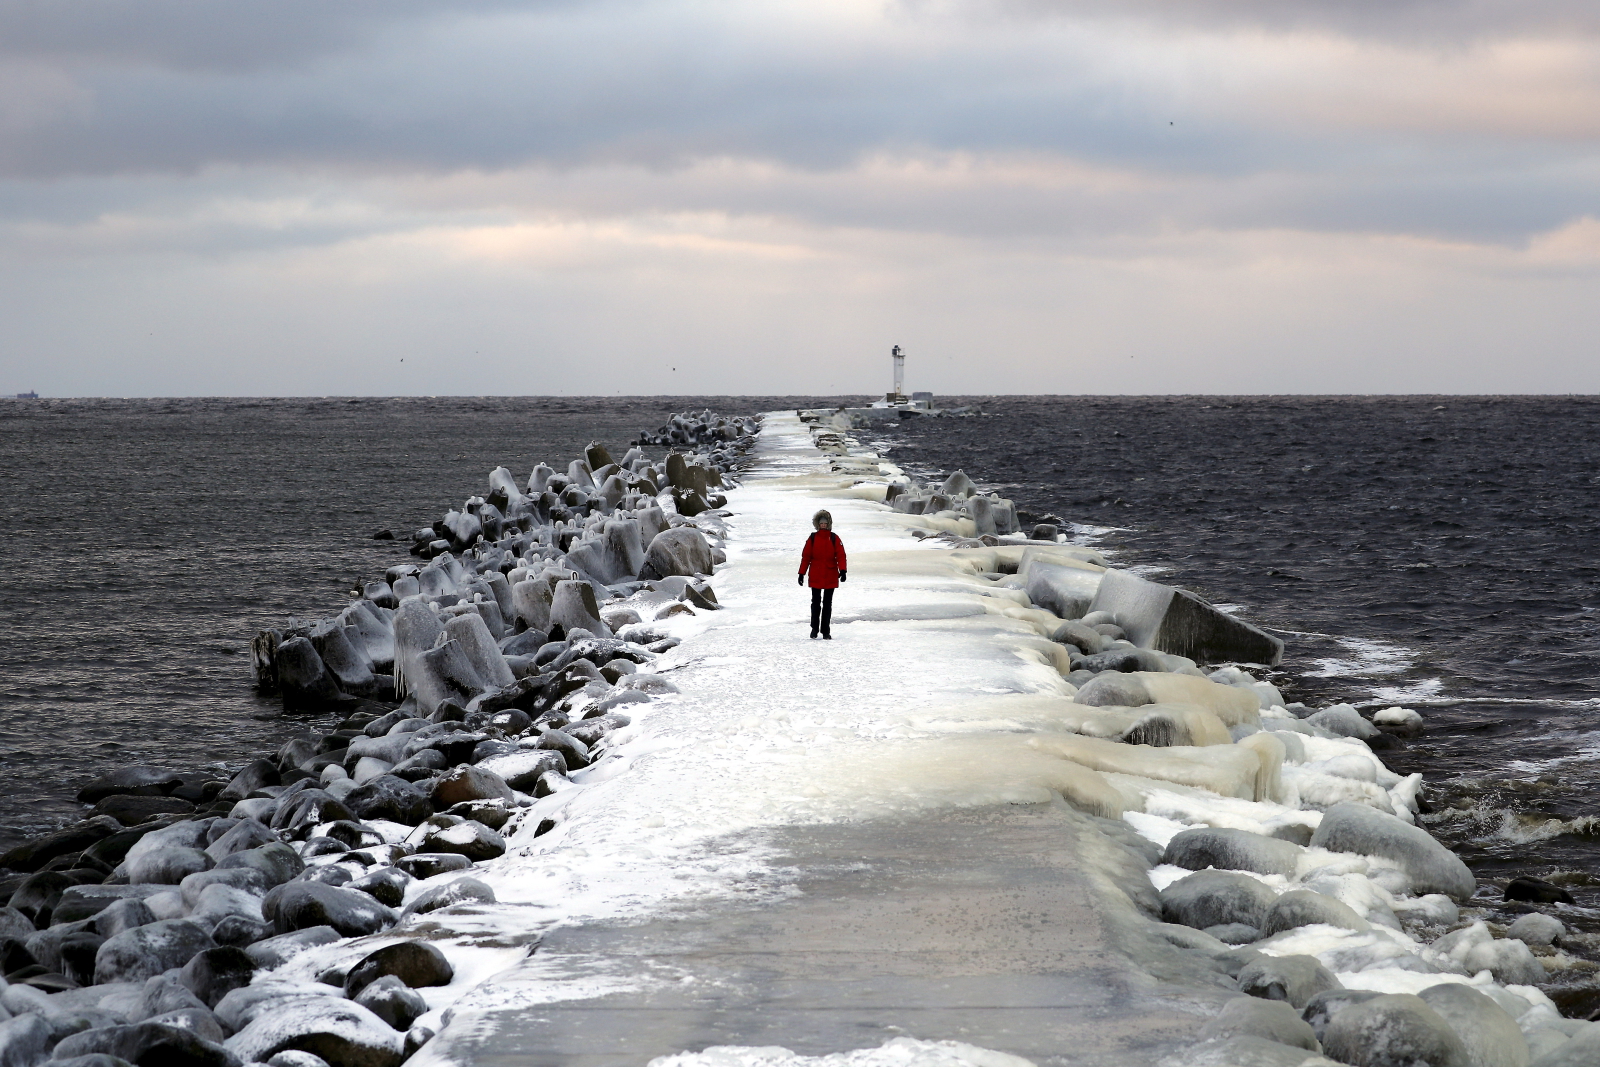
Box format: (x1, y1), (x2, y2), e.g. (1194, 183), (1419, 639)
(647, 1038), (1037, 1067)
(1366, 677), (1446, 704)
(1305, 636), (1415, 678)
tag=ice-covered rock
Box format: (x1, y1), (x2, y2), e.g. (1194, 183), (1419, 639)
(226, 995), (404, 1067)
(95, 897), (158, 938)
(1198, 995), (1321, 1051)
(640, 528), (716, 580)
(1417, 983), (1529, 1067)
(178, 946), (257, 1008)
(1465, 938), (1547, 986)
(353, 976), (428, 1032)
(1117, 705), (1233, 748)
(94, 919), (216, 985)
(1306, 705), (1380, 741)
(243, 927), (342, 970)
(215, 841), (304, 887)
(0, 1013), (52, 1067)
(1309, 802), (1476, 900)
(1163, 827), (1304, 878)
(443, 612), (515, 690)
(205, 820), (279, 862)
(51, 1019), (239, 1067)
(1507, 912), (1564, 949)
(1373, 706), (1424, 738)
(400, 876), (495, 918)
(347, 866), (412, 909)
(275, 637), (345, 711)
(264, 882), (396, 938)
(475, 749), (565, 792)
(1236, 954), (1341, 1008)
(1319, 993), (1470, 1067)
(1160, 869), (1277, 931)
(430, 764), (514, 807)
(344, 941), (456, 998)
(188, 883), (265, 932)
(1260, 890), (1368, 938)
(419, 819), (505, 861)
(510, 577), (555, 633)
(396, 852), (473, 879)
(1023, 560), (1103, 621)
(1074, 671), (1262, 727)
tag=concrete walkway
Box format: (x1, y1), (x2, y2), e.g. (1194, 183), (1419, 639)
(415, 413), (1231, 1067)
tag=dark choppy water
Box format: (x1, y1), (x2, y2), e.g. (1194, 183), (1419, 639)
(0, 395), (840, 849)
(878, 396), (1600, 1006)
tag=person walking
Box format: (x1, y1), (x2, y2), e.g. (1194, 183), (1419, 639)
(798, 509), (847, 640)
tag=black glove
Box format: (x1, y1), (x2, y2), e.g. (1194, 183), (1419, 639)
(839, 571), (847, 583)
(797, 574), (804, 586)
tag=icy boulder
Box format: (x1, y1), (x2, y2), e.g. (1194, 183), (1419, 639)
(1417, 983), (1529, 1067)
(310, 620), (380, 697)
(1024, 560), (1104, 621)
(1262, 889), (1370, 936)
(1310, 803), (1476, 901)
(1163, 827), (1303, 878)
(640, 528), (716, 580)
(1198, 996), (1321, 1051)
(1089, 569), (1283, 666)
(1073, 671), (1261, 727)
(410, 639), (489, 717)
(1030, 733), (1277, 802)
(94, 919), (216, 985)
(226, 994), (405, 1067)
(265, 882), (397, 937)
(1307, 704), (1380, 741)
(1507, 912), (1564, 949)
(1159, 869), (1276, 930)
(1117, 704), (1233, 748)
(1236, 954), (1342, 1009)
(1319, 994), (1469, 1067)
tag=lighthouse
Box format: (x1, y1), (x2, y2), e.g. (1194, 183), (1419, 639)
(888, 345), (906, 403)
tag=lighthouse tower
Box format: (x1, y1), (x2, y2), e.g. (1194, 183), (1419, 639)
(887, 345), (906, 404)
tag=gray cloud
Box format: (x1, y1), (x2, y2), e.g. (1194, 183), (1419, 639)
(984, 0), (1600, 43)
(1, 0), (1593, 184)
(0, 0), (547, 71)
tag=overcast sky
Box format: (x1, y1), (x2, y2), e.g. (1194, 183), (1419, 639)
(1, 0), (1597, 397)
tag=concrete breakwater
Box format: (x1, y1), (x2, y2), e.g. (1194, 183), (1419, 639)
(0, 410), (760, 1067)
(415, 410), (1597, 1067)
(3, 405), (1594, 1067)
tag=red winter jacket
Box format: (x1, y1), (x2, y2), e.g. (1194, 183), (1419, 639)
(799, 530), (847, 589)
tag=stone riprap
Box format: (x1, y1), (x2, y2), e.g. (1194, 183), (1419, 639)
(0, 411), (757, 1067)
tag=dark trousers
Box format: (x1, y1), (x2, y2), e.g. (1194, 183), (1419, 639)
(810, 586), (834, 636)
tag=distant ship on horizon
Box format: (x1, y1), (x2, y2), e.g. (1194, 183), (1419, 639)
(10, 391), (39, 399)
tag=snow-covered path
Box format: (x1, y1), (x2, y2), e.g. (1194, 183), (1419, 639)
(408, 413), (1225, 1067)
